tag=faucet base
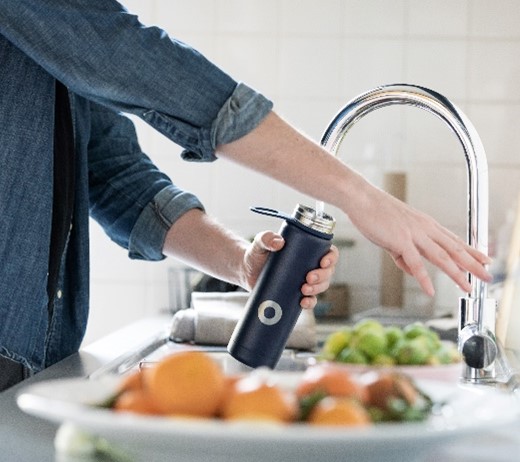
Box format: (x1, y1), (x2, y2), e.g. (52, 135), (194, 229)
(460, 339), (516, 385)
(461, 366), (497, 384)
(458, 297), (501, 383)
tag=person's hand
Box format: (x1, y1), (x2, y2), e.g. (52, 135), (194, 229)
(343, 177), (493, 296)
(242, 231), (339, 310)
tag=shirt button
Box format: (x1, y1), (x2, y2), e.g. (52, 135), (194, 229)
(57, 290), (63, 299)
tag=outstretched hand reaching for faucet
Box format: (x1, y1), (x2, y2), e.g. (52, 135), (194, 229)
(217, 111), (493, 297)
(338, 171), (492, 296)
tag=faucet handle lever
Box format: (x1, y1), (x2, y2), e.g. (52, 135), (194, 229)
(459, 323), (497, 369)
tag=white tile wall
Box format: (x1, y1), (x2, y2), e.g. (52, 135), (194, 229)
(344, 0), (406, 36)
(470, 0), (520, 38)
(408, 0), (469, 37)
(84, 0), (520, 344)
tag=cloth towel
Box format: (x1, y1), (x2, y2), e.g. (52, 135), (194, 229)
(169, 292), (317, 350)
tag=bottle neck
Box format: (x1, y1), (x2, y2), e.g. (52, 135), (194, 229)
(292, 204), (335, 235)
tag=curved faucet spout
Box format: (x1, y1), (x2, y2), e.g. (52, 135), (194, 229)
(319, 84), (497, 383)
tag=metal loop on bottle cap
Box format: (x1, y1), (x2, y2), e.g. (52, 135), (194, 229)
(293, 204), (335, 235)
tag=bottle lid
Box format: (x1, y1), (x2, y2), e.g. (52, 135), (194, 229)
(293, 204), (335, 235)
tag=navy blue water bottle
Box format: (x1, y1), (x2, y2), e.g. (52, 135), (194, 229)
(227, 204), (335, 369)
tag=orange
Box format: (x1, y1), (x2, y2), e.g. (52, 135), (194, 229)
(308, 397), (372, 427)
(144, 351), (225, 417)
(117, 370), (143, 394)
(221, 375), (297, 423)
(365, 372), (418, 410)
(295, 364), (367, 403)
(217, 374), (243, 415)
(113, 389), (160, 415)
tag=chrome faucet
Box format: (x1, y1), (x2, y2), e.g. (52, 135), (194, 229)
(318, 83), (501, 384)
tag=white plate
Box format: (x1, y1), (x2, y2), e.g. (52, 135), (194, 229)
(17, 375), (519, 462)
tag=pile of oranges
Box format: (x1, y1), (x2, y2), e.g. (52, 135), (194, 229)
(109, 350), (426, 427)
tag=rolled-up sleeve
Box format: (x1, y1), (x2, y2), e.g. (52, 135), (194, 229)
(0, 0), (273, 161)
(128, 186), (203, 260)
(180, 83), (273, 162)
(88, 101), (204, 261)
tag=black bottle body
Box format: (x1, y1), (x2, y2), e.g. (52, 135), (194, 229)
(228, 206), (334, 369)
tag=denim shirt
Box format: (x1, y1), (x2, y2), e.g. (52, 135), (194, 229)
(0, 0), (272, 373)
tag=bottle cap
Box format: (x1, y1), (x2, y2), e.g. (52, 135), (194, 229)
(293, 204), (335, 235)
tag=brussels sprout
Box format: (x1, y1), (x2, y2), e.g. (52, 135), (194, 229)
(394, 337), (431, 365)
(352, 330), (388, 359)
(402, 322), (431, 340)
(385, 326), (404, 350)
(338, 347), (368, 364)
(322, 329), (352, 359)
(353, 319), (385, 336)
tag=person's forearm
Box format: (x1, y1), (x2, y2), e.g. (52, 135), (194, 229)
(162, 208), (249, 289)
(161, 207), (338, 307)
(215, 111), (369, 218)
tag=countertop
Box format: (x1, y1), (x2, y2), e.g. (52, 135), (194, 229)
(0, 316), (170, 462)
(2, 315), (520, 462)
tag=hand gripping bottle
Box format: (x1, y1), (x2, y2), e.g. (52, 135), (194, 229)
(228, 204), (335, 369)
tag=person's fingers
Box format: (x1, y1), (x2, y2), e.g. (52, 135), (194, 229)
(437, 226), (493, 266)
(398, 245), (436, 296)
(303, 247), (337, 291)
(407, 233), (488, 295)
(304, 264), (334, 287)
(301, 278), (331, 296)
(305, 261), (335, 283)
(252, 231), (284, 253)
(432, 232), (492, 283)
(300, 295), (317, 310)
(391, 253), (413, 276)
(319, 245), (339, 268)
(299, 247), (338, 310)
(243, 231), (284, 290)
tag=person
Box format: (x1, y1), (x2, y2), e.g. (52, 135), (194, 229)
(0, 1), (339, 392)
(0, 1), (490, 391)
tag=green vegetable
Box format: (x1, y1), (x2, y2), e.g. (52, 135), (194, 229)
(403, 322), (431, 339)
(351, 330), (388, 360)
(54, 423), (133, 461)
(385, 326), (404, 350)
(353, 319), (386, 336)
(321, 319), (459, 367)
(337, 347), (368, 364)
(298, 390), (327, 421)
(322, 329), (352, 359)
(394, 337), (431, 365)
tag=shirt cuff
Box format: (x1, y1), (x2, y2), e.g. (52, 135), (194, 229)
(181, 82), (273, 162)
(128, 186), (204, 261)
